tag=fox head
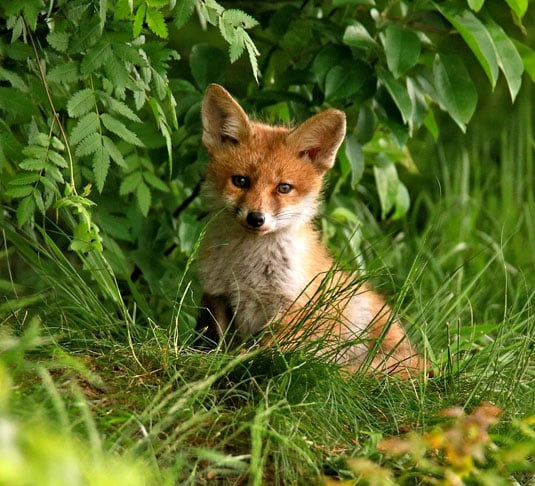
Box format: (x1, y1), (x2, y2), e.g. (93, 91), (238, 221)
(201, 84), (346, 234)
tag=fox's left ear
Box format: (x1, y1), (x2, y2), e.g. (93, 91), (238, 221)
(287, 109), (346, 172)
(202, 84), (252, 152)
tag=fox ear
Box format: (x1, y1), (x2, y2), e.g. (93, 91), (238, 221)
(202, 84), (252, 151)
(287, 109), (346, 172)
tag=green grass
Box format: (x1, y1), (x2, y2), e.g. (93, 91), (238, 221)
(1, 89), (534, 484)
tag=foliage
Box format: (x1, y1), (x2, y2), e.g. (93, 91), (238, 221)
(0, 1), (533, 323)
(328, 403), (535, 485)
(0, 2), (534, 484)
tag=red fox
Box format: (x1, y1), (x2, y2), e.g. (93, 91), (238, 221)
(195, 84), (427, 377)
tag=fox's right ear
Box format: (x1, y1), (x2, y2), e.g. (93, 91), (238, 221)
(202, 84), (252, 151)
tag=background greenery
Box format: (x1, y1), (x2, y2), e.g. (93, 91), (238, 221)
(1, 0), (534, 484)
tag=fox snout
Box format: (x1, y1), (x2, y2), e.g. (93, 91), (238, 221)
(246, 211), (266, 229)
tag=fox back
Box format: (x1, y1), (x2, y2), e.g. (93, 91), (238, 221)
(196, 84), (426, 377)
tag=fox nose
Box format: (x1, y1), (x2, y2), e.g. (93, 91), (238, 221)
(246, 212), (265, 228)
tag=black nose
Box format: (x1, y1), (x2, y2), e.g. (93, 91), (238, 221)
(246, 212), (265, 228)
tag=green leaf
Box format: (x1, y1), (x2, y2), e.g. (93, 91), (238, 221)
(467, 0), (485, 12)
(47, 31), (70, 52)
(133, 3), (147, 38)
(70, 112), (100, 146)
(120, 171), (143, 195)
(392, 181), (410, 220)
(75, 132), (102, 157)
(190, 44), (226, 89)
(325, 61), (370, 102)
(17, 196), (36, 226)
(146, 7), (168, 39)
(174, 0), (196, 29)
(143, 171), (169, 192)
(48, 150), (68, 169)
(67, 89), (96, 118)
(244, 35), (260, 82)
(6, 184), (34, 198)
(101, 113), (143, 146)
(47, 62), (80, 84)
(377, 67), (413, 127)
(9, 173), (40, 185)
(373, 157), (399, 219)
(433, 53), (478, 132)
(19, 159), (45, 171)
(436, 4), (499, 88)
(102, 136), (126, 167)
(344, 134), (365, 188)
(343, 22), (377, 50)
(81, 41), (112, 74)
(504, 0), (527, 19)
(513, 40), (535, 81)
(93, 144), (110, 193)
(382, 24), (420, 78)
(483, 15), (523, 101)
(136, 181), (151, 216)
(0, 87), (39, 122)
(103, 96), (142, 122)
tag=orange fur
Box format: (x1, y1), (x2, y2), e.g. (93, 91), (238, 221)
(196, 84), (428, 378)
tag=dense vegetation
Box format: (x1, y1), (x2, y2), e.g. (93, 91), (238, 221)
(1, 0), (534, 484)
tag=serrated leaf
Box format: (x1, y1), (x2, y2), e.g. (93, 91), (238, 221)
(245, 36), (260, 82)
(47, 62), (80, 84)
(222, 9), (258, 29)
(67, 89), (96, 118)
(436, 4), (499, 88)
(47, 150), (68, 168)
(19, 159), (46, 171)
(75, 132), (102, 157)
(102, 95), (142, 122)
(6, 184), (34, 198)
(143, 171), (169, 192)
(17, 196), (36, 226)
(433, 53), (478, 132)
(47, 31), (70, 52)
(146, 7), (168, 39)
(174, 0), (196, 29)
(102, 136), (126, 167)
(70, 112), (100, 146)
(382, 24), (420, 78)
(228, 29), (245, 63)
(136, 181), (151, 216)
(9, 172), (40, 185)
(81, 40), (112, 74)
(134, 3), (147, 38)
(93, 144), (110, 193)
(101, 113), (143, 146)
(120, 171), (143, 195)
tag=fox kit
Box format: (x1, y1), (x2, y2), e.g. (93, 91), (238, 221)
(196, 84), (426, 377)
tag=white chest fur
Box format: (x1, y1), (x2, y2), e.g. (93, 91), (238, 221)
(198, 217), (308, 336)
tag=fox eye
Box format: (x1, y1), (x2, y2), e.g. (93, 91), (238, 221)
(277, 183), (293, 194)
(231, 175), (250, 189)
